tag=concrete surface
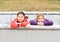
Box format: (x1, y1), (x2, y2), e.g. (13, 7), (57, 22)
(0, 30), (60, 42)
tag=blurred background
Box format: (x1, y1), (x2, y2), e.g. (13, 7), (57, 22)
(0, 0), (60, 12)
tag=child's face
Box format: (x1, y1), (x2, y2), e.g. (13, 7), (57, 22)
(37, 16), (44, 22)
(17, 14), (25, 22)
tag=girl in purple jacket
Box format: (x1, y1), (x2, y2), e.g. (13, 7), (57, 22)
(30, 14), (53, 26)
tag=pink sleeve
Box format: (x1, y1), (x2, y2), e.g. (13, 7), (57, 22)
(10, 20), (19, 28)
(21, 20), (30, 27)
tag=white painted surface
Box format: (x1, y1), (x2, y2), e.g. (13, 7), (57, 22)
(0, 30), (60, 42)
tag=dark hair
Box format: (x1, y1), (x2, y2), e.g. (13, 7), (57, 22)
(17, 12), (25, 17)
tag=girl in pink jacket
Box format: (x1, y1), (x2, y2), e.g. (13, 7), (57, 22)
(10, 12), (29, 28)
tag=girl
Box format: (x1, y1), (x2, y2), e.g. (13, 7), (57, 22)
(10, 12), (30, 28)
(30, 14), (53, 26)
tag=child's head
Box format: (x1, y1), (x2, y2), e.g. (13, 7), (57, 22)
(36, 14), (45, 22)
(17, 12), (25, 22)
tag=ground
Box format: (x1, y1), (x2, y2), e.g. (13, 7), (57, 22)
(0, 0), (60, 12)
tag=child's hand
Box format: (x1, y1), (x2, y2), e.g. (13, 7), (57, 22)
(37, 22), (44, 26)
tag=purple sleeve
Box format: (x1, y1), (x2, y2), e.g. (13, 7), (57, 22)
(30, 20), (37, 25)
(44, 19), (53, 26)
